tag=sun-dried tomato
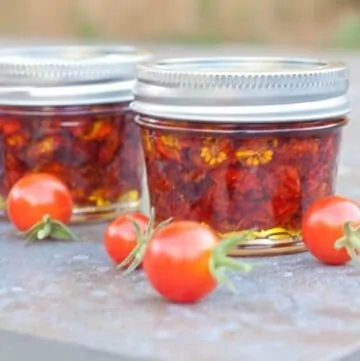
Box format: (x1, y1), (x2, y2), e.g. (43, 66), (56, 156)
(0, 103), (143, 217)
(83, 119), (113, 141)
(98, 131), (120, 166)
(0, 118), (21, 135)
(140, 117), (345, 236)
(5, 131), (30, 151)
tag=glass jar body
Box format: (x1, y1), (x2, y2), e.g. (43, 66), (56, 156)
(137, 116), (347, 256)
(0, 103), (143, 222)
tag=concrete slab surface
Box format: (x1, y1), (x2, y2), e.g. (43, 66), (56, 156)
(0, 329), (157, 361)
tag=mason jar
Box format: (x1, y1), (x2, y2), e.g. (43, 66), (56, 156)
(131, 57), (350, 256)
(0, 45), (151, 222)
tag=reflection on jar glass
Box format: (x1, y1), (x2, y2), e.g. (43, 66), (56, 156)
(132, 57), (350, 256)
(0, 45), (151, 222)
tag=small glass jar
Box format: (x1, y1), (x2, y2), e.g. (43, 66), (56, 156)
(131, 57), (350, 256)
(0, 45), (151, 222)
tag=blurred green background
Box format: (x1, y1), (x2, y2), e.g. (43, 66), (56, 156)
(1, 0), (360, 49)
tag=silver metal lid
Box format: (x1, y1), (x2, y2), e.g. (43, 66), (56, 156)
(131, 57), (350, 122)
(0, 45), (151, 106)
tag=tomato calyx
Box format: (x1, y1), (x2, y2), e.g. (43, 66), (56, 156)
(23, 214), (77, 245)
(334, 221), (360, 262)
(117, 208), (172, 273)
(209, 230), (255, 292)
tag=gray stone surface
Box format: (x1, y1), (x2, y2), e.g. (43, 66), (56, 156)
(1, 329), (157, 361)
(1, 45), (360, 361)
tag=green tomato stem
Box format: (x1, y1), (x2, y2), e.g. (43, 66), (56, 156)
(209, 230), (256, 292)
(334, 221), (360, 263)
(117, 207), (172, 273)
(23, 214), (76, 245)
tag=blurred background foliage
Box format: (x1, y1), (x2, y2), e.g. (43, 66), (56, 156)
(0, 0), (360, 49)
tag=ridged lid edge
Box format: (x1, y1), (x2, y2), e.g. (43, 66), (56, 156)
(0, 45), (152, 85)
(136, 57), (349, 93)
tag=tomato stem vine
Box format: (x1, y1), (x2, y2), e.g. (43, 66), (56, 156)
(117, 207), (172, 273)
(23, 214), (77, 245)
(334, 221), (360, 262)
(209, 230), (255, 292)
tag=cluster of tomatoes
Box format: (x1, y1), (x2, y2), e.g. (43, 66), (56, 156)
(6, 173), (360, 303)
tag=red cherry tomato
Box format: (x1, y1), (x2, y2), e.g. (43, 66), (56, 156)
(142, 221), (252, 303)
(7, 173), (73, 232)
(104, 212), (149, 266)
(302, 195), (360, 265)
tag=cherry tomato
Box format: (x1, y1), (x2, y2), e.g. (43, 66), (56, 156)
(142, 221), (252, 303)
(104, 212), (149, 266)
(7, 173), (73, 234)
(302, 195), (360, 265)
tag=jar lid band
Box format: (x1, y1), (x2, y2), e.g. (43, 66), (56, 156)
(132, 57), (350, 122)
(0, 45), (151, 105)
